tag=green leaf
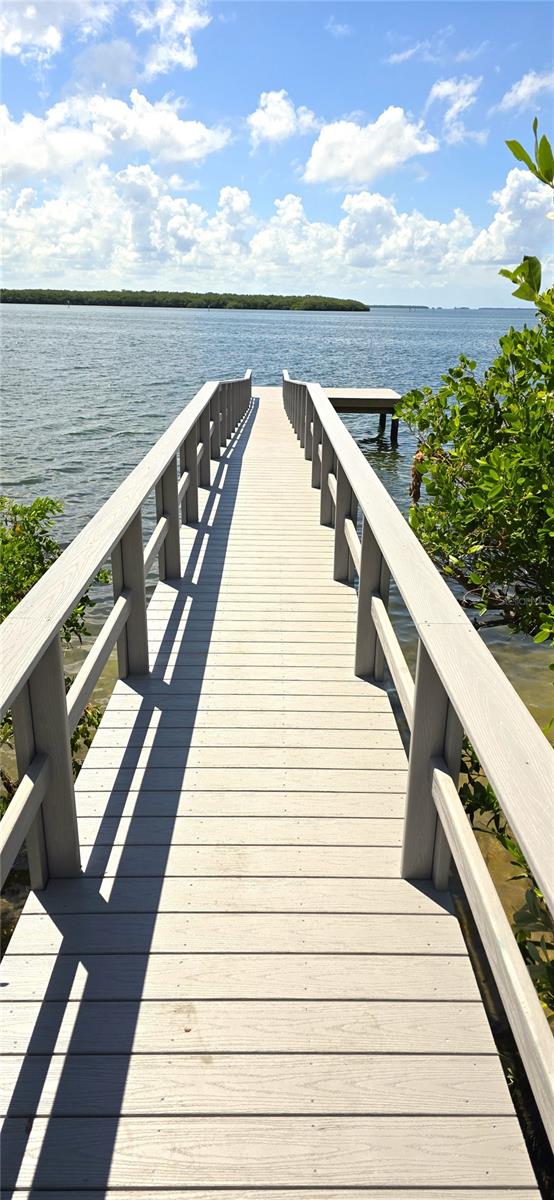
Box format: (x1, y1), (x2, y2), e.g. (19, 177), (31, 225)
(505, 139), (536, 172)
(537, 134), (554, 183)
(512, 282), (538, 302)
(522, 255), (542, 292)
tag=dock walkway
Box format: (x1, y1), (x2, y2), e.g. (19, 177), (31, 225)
(0, 383), (549, 1195)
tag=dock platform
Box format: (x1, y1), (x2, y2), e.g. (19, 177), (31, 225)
(1, 380), (551, 1195)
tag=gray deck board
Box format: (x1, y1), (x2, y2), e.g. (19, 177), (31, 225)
(0, 388), (539, 1193)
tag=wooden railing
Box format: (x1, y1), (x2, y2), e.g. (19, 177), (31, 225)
(0, 372), (252, 891)
(283, 371), (554, 1145)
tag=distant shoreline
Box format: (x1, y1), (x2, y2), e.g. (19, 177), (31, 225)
(0, 288), (370, 312)
(0, 291), (530, 313)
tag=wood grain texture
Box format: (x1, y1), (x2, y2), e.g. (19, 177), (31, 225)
(1, 1053), (512, 1116)
(8, 912), (466, 956)
(0, 953), (481, 1002)
(2, 1000), (497, 1055)
(0, 1116), (536, 1188)
(21, 876), (451, 915)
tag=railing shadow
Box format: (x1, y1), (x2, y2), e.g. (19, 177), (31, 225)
(1, 399), (258, 1193)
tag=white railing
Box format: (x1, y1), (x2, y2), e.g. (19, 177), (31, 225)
(0, 372), (252, 890)
(283, 370), (554, 1145)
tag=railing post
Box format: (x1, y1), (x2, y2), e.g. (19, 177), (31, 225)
(373, 561), (390, 681)
(299, 386), (306, 449)
(320, 431), (334, 526)
(333, 462), (355, 581)
(199, 403), (211, 487)
(161, 456), (181, 577)
(355, 519), (381, 678)
(183, 426), (199, 523)
(211, 388), (221, 460)
(21, 638), (80, 878)
(432, 705), (464, 889)
(12, 684), (48, 889)
(304, 392), (313, 461)
(401, 641), (461, 886)
(311, 411), (322, 488)
(112, 511), (149, 676)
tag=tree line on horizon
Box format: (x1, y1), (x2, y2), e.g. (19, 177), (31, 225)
(0, 288), (369, 312)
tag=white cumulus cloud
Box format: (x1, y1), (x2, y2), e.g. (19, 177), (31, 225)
(303, 106), (438, 186)
(2, 163), (551, 299)
(132, 0), (211, 78)
(493, 69), (554, 112)
(425, 76), (487, 144)
(0, 0), (116, 63)
(460, 167), (553, 265)
(247, 90), (319, 149)
(1, 90), (230, 181)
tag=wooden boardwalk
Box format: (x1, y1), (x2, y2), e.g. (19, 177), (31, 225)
(0, 387), (542, 1195)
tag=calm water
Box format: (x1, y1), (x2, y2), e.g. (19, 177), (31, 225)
(1, 303), (551, 727)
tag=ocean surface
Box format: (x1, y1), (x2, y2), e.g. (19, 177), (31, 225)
(1, 302), (551, 727)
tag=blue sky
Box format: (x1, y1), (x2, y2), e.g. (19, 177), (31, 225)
(1, 1), (553, 303)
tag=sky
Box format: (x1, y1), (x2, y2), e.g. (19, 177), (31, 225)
(1, 0), (553, 304)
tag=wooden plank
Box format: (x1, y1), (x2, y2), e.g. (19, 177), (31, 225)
(0, 952), (482, 1002)
(1, 1053), (513, 1117)
(89, 710), (398, 729)
(101, 693), (393, 713)
(8, 912), (465, 956)
(76, 768), (408, 793)
(90, 725), (403, 748)
(1, 1116), (536, 1188)
(79, 843), (402, 876)
(22, 876), (450, 916)
(73, 790), (405, 818)
(1, 1000), (496, 1055)
(2, 1191), (540, 1200)
(74, 816), (403, 846)
(79, 746), (407, 771)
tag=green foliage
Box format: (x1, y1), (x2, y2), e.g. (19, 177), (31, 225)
(501, 120), (554, 320)
(0, 288), (369, 313)
(0, 497), (108, 806)
(399, 322), (554, 641)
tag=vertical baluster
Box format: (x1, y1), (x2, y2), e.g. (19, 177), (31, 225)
(155, 480), (166, 580)
(220, 382), (227, 444)
(14, 638), (81, 878)
(199, 403), (211, 487)
(311, 410), (322, 488)
(320, 431), (334, 526)
(161, 456), (181, 577)
(432, 704), (463, 889)
(373, 560), (391, 681)
(355, 519), (381, 678)
(401, 642), (461, 884)
(211, 388), (221, 460)
(112, 511), (149, 676)
(12, 684), (48, 889)
(333, 462), (355, 581)
(184, 426), (199, 524)
(299, 386), (306, 449)
(304, 392), (313, 461)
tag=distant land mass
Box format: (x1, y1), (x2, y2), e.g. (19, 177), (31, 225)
(0, 288), (370, 312)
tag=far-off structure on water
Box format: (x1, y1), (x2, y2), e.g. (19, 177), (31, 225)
(0, 370), (552, 1193)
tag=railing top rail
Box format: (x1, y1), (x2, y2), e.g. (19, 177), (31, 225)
(0, 378), (225, 716)
(284, 372), (554, 911)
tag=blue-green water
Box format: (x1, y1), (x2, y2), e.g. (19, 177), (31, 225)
(1, 303), (550, 726)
